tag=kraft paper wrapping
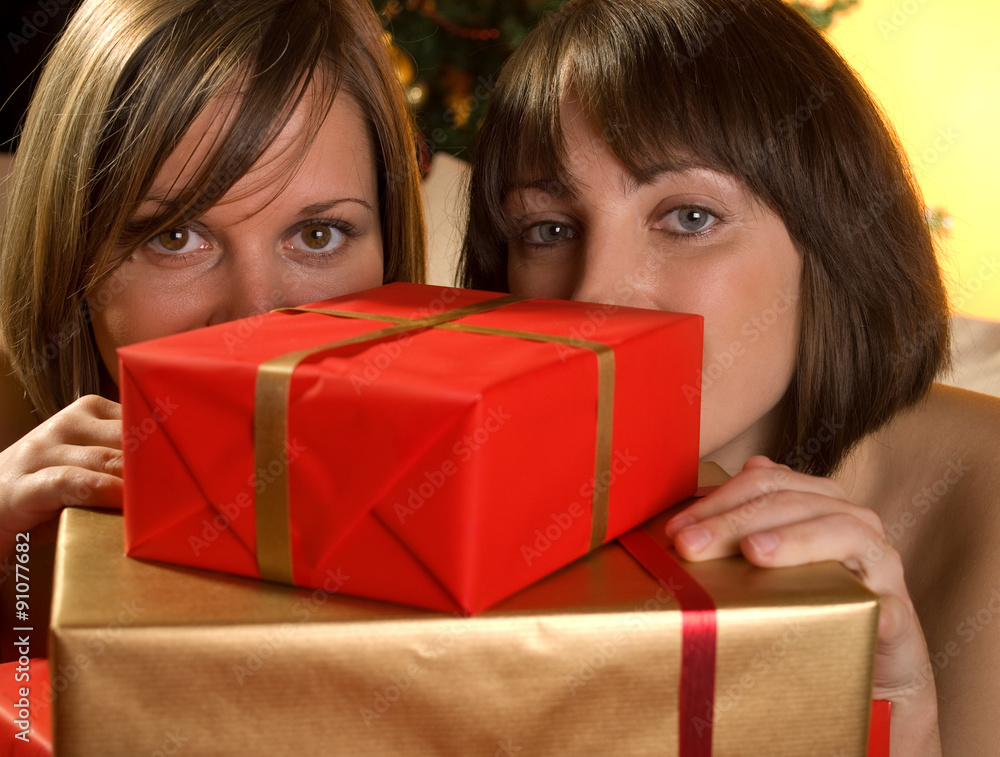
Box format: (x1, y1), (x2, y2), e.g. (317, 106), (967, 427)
(50, 469), (878, 757)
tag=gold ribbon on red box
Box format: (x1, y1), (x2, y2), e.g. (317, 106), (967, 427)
(254, 293), (616, 585)
(121, 282), (702, 614)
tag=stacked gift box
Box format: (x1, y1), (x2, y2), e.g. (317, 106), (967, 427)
(47, 284), (881, 755)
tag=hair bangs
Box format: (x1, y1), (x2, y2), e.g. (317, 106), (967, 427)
(470, 19), (569, 248)
(87, 0), (339, 281)
(483, 0), (831, 238)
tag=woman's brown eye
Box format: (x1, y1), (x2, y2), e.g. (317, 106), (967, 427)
(292, 223), (345, 253)
(301, 223), (333, 250)
(157, 229), (189, 251)
(147, 227), (208, 256)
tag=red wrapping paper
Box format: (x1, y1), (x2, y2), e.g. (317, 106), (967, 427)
(119, 283), (702, 614)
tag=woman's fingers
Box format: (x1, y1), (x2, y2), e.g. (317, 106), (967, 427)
(31, 463), (125, 507)
(665, 457), (888, 562)
(669, 489), (837, 559)
(30, 443), (123, 478)
(1, 466), (124, 537)
(12, 432), (123, 479)
(35, 395), (123, 449)
(669, 487), (884, 560)
(740, 454), (782, 471)
(9, 396), (123, 473)
(873, 594), (930, 697)
(0, 396), (125, 542)
(736, 511), (906, 588)
(668, 457), (940, 736)
(666, 458), (848, 536)
(69, 394), (122, 420)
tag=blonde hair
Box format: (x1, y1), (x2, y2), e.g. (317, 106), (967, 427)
(1, 0), (426, 420)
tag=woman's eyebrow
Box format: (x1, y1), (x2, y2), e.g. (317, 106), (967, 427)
(620, 165), (738, 199)
(618, 164), (695, 196)
(126, 196), (376, 227)
(506, 164), (696, 202)
(504, 169), (678, 204)
(619, 165), (684, 196)
(504, 179), (580, 203)
(297, 198), (375, 216)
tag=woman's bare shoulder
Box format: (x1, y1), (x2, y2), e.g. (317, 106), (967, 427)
(913, 383), (1000, 488)
(884, 384), (1000, 750)
(869, 383), (1000, 501)
(907, 385), (1000, 575)
(877, 383), (999, 522)
(846, 383), (1000, 609)
(0, 342), (39, 450)
(923, 381), (1000, 419)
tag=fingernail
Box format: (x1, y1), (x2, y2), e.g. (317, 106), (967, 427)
(748, 532), (779, 555)
(676, 526), (711, 553)
(665, 514), (697, 539)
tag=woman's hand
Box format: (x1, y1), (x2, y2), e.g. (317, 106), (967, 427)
(0, 395), (123, 555)
(665, 456), (942, 756)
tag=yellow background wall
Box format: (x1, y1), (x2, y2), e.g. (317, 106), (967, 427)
(826, 1), (1000, 320)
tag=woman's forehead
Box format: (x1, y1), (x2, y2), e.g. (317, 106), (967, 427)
(507, 99), (720, 199)
(143, 77), (352, 210)
(147, 92), (242, 204)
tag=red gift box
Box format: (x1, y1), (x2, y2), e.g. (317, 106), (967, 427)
(119, 283), (702, 614)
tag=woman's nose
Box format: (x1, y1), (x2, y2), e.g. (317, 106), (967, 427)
(207, 250), (286, 326)
(570, 233), (647, 309)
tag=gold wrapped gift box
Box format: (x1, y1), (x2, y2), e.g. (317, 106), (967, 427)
(50, 471), (878, 756)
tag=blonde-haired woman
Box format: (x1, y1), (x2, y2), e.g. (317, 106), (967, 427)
(0, 0), (426, 556)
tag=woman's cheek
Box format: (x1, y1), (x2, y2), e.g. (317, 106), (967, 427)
(88, 269), (206, 383)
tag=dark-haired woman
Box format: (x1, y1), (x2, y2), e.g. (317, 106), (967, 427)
(462, 1), (1000, 752)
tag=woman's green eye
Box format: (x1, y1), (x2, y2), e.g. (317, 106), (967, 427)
(523, 222), (577, 244)
(677, 208), (711, 232)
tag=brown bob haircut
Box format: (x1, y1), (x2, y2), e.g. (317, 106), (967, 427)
(1, 0), (425, 421)
(461, 0), (950, 476)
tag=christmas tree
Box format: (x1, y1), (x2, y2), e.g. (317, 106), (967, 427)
(376, 0), (570, 157)
(788, 0), (860, 29)
(376, 0), (861, 157)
